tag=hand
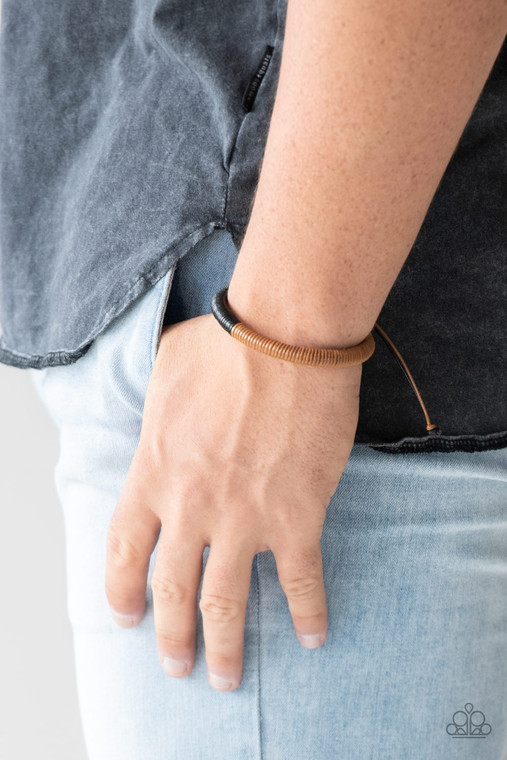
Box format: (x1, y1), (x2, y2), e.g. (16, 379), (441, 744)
(105, 312), (362, 691)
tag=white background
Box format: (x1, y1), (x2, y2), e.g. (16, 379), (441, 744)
(0, 364), (87, 758)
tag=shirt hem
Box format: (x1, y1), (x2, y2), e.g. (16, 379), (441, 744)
(0, 220), (231, 370)
(357, 430), (507, 454)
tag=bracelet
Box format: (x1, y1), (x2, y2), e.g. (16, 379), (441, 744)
(211, 286), (376, 367)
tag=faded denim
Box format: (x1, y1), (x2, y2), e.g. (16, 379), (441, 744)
(0, 2), (506, 449)
(29, 229), (507, 759)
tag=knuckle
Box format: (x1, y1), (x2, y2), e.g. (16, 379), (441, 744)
(205, 651), (237, 671)
(106, 530), (141, 569)
(106, 589), (137, 611)
(279, 573), (321, 599)
(104, 579), (139, 612)
(150, 574), (189, 606)
(157, 633), (190, 649)
(199, 594), (242, 624)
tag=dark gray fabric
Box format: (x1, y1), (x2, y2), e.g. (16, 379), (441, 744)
(0, 0), (284, 361)
(0, 2), (505, 453)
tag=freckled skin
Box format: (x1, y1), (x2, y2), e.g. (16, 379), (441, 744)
(227, 0), (507, 352)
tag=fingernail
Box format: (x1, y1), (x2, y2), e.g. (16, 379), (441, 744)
(297, 632), (326, 649)
(110, 608), (142, 628)
(208, 672), (233, 691)
(163, 657), (189, 676)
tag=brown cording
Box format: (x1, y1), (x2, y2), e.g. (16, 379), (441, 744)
(372, 322), (439, 433)
(230, 322), (376, 367)
(217, 282), (441, 435)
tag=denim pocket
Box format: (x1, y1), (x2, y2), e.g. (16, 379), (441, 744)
(148, 228), (240, 376)
(148, 262), (178, 375)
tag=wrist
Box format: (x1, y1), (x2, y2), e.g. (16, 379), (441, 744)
(227, 254), (375, 351)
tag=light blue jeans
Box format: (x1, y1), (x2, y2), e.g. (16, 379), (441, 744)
(30, 230), (507, 760)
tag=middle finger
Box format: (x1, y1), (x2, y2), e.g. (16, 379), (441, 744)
(199, 536), (256, 692)
(151, 529), (204, 679)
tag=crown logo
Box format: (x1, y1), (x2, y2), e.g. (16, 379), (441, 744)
(446, 703), (491, 738)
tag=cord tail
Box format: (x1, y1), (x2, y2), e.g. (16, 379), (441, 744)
(373, 323), (442, 436)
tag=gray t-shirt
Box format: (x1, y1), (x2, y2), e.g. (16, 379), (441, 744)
(0, 1), (505, 454)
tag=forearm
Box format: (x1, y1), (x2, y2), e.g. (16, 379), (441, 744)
(227, 0), (507, 349)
